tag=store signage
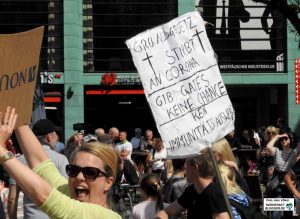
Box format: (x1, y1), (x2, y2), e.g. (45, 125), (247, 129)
(100, 72), (141, 86)
(126, 11), (235, 158)
(101, 72), (116, 86)
(40, 72), (61, 84)
(295, 59), (300, 104)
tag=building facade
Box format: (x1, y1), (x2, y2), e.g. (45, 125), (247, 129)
(1, 0), (299, 141)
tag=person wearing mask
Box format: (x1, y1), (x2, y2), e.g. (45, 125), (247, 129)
(0, 106), (121, 218)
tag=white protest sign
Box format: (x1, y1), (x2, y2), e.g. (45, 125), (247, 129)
(126, 11), (235, 158)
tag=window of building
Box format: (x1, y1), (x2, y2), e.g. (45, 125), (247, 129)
(83, 0), (178, 73)
(0, 0), (64, 72)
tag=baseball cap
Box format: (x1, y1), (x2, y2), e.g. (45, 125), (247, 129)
(32, 119), (56, 136)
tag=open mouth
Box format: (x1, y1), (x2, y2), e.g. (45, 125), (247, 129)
(75, 186), (89, 199)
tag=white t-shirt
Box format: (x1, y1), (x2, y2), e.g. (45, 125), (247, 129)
(132, 200), (168, 219)
(150, 148), (167, 171)
(115, 141), (133, 161)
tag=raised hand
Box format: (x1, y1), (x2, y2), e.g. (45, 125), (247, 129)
(0, 106), (17, 147)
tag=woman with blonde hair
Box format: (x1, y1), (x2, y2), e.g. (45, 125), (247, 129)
(0, 107), (121, 218)
(212, 138), (249, 194)
(256, 126), (278, 185)
(219, 163), (249, 219)
(212, 138), (238, 169)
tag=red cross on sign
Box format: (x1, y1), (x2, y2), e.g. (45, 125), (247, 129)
(295, 59), (300, 104)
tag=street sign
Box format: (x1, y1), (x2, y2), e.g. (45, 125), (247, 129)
(295, 59), (300, 104)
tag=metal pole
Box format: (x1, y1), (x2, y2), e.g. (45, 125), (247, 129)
(208, 147), (234, 219)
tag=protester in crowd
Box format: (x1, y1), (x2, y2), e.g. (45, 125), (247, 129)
(7, 134), (22, 219)
(130, 127), (147, 175)
(146, 137), (167, 182)
(251, 128), (261, 148)
(95, 128), (105, 139)
(240, 129), (255, 148)
(0, 106), (121, 218)
(265, 131), (298, 219)
(257, 126), (266, 141)
(109, 127), (120, 145)
(212, 138), (249, 195)
(132, 174), (167, 219)
(145, 129), (155, 150)
(97, 133), (114, 146)
(163, 159), (188, 204)
(284, 159), (300, 215)
(54, 128), (65, 153)
(165, 160), (174, 180)
(0, 179), (7, 218)
(8, 119), (69, 219)
(55, 140), (65, 153)
(115, 131), (133, 162)
(225, 130), (241, 149)
(256, 125), (278, 185)
(0, 141), (10, 219)
(131, 128), (146, 151)
(246, 157), (257, 175)
(218, 162), (249, 219)
(154, 149), (230, 219)
(62, 131), (84, 160)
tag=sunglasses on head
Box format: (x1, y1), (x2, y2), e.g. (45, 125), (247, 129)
(66, 164), (108, 179)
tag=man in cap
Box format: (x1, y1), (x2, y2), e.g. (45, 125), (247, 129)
(8, 119), (69, 219)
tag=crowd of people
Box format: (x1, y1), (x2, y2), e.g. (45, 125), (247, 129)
(0, 107), (299, 219)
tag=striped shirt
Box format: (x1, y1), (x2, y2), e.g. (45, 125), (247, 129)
(274, 147), (298, 172)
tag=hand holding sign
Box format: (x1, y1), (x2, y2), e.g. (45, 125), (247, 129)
(126, 12), (235, 158)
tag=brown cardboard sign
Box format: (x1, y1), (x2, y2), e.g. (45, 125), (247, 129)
(0, 27), (44, 127)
